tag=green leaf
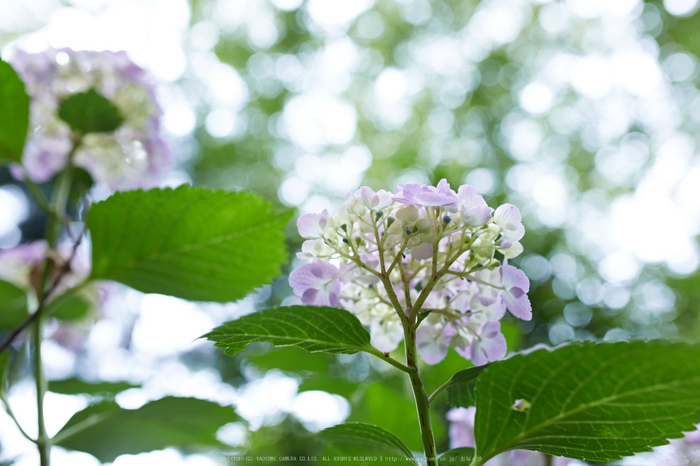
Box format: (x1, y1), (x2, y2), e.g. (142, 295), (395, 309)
(54, 396), (235, 462)
(204, 306), (372, 356)
(88, 186), (292, 302)
(319, 422), (414, 459)
(473, 341), (700, 463)
(0, 352), (10, 390)
(0, 60), (29, 163)
(0, 279), (29, 329)
(49, 378), (138, 396)
(445, 366), (488, 408)
(349, 382), (447, 451)
(58, 88), (123, 134)
(46, 295), (91, 321)
(438, 448), (477, 466)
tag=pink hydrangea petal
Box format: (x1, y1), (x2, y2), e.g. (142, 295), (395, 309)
(494, 204), (525, 241)
(501, 264), (530, 293)
(393, 180), (458, 210)
(288, 259), (340, 307)
(494, 204), (522, 228)
(416, 324), (454, 365)
(459, 185), (493, 227)
(470, 322), (507, 366)
(447, 407), (476, 449)
(503, 287), (532, 321)
(297, 210), (329, 238)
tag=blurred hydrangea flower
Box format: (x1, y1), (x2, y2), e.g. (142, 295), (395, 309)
(0, 238), (95, 354)
(447, 407), (574, 466)
(0, 238), (89, 297)
(289, 179), (531, 366)
(10, 48), (169, 190)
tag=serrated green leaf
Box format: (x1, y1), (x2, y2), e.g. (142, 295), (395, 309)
(54, 396), (235, 462)
(438, 447), (477, 465)
(48, 378), (138, 396)
(445, 366), (488, 408)
(0, 60), (29, 163)
(204, 306), (372, 356)
(88, 185), (292, 302)
(473, 341), (700, 463)
(58, 88), (123, 134)
(0, 279), (29, 329)
(319, 422), (415, 459)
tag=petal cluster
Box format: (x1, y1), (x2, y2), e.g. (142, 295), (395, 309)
(289, 179), (530, 366)
(10, 48), (169, 190)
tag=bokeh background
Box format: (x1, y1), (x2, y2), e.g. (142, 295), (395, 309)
(2, 0), (700, 464)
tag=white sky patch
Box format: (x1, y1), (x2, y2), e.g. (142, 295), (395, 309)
(235, 371), (298, 430)
(571, 55), (612, 98)
(247, 15), (278, 49)
(503, 116), (543, 161)
(132, 294), (215, 356)
(162, 103), (197, 137)
(0, 185), (29, 238)
(203, 63), (249, 109)
(375, 68), (409, 102)
(519, 81), (555, 115)
(290, 391), (350, 432)
(271, 0), (303, 11)
(306, 0), (373, 34)
(609, 191), (695, 272)
(469, 0), (528, 47)
(663, 0), (699, 16)
(279, 176), (310, 206)
(599, 251), (641, 284)
(9, 0), (190, 82)
(281, 92), (357, 149)
(205, 108), (246, 138)
(538, 2), (571, 34)
(313, 38), (360, 95)
(613, 51), (663, 96)
(464, 168), (497, 195)
(412, 36), (463, 75)
(566, 0), (640, 18)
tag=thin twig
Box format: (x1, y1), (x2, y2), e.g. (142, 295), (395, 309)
(0, 226), (87, 354)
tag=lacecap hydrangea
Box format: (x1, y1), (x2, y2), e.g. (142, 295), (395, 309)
(10, 48), (169, 190)
(289, 179), (531, 366)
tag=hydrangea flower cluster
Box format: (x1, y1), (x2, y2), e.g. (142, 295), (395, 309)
(289, 179), (531, 366)
(10, 48), (169, 190)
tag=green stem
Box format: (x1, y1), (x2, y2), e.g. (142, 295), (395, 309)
(51, 410), (113, 445)
(23, 175), (54, 216)
(365, 347), (413, 374)
(404, 325), (437, 466)
(427, 376), (454, 405)
(0, 393), (36, 443)
(31, 136), (81, 466)
(47, 136), (80, 245)
(34, 313), (50, 466)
